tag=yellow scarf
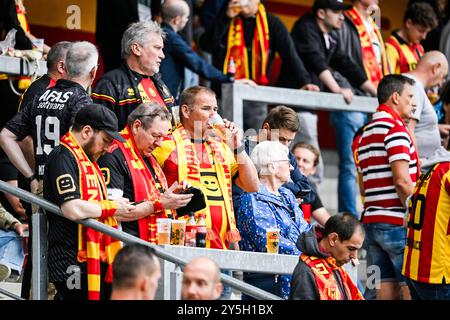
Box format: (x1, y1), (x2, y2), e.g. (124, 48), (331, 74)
(60, 132), (121, 300)
(172, 124), (240, 245)
(345, 7), (389, 87)
(223, 3), (270, 85)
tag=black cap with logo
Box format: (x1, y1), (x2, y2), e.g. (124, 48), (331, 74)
(313, 0), (352, 11)
(74, 104), (126, 142)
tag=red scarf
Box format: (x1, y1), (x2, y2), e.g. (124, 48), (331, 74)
(377, 104), (421, 175)
(345, 7), (389, 87)
(60, 132), (121, 300)
(223, 3), (270, 85)
(300, 254), (364, 300)
(113, 126), (173, 243)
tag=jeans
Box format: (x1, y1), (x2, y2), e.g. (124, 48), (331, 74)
(364, 223), (407, 284)
(241, 272), (281, 300)
(330, 111), (368, 217)
(219, 269), (233, 300)
(406, 278), (450, 300)
(0, 229), (25, 273)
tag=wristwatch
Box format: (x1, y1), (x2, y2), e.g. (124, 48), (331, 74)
(26, 174), (38, 184)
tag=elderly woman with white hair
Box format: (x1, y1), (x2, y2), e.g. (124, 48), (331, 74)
(236, 141), (311, 300)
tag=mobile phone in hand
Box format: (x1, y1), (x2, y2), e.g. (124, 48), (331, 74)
(178, 186), (197, 194)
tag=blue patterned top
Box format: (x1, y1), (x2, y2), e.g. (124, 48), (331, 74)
(236, 183), (312, 299)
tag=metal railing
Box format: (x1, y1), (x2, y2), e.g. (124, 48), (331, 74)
(0, 180), (288, 300)
(221, 83), (378, 129)
(0, 287), (24, 300)
(0, 55), (47, 77)
(0, 82), (372, 300)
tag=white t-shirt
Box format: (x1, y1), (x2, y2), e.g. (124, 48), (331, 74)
(323, 33), (331, 50)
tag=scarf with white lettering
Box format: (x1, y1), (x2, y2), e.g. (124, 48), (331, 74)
(172, 124), (240, 244)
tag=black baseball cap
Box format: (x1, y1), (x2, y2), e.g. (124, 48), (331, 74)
(313, 0), (352, 11)
(74, 104), (126, 142)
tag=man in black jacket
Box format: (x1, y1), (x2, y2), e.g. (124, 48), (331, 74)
(96, 0), (163, 73)
(280, 0), (376, 101)
(160, 0), (230, 102)
(92, 21), (175, 130)
(199, 0), (318, 131)
(290, 213), (365, 300)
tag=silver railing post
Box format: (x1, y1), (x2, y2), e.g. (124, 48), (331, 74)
(32, 208), (48, 300)
(170, 264), (183, 300)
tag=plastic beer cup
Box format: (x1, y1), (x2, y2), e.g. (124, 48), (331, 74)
(207, 113), (226, 140)
(266, 227), (280, 254)
(171, 220), (186, 246)
(156, 218), (172, 245)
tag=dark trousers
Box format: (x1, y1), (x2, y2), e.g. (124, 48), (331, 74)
(242, 272), (281, 300)
(406, 278), (450, 300)
(53, 263), (111, 300)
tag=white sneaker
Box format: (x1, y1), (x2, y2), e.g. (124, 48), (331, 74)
(0, 263), (11, 282)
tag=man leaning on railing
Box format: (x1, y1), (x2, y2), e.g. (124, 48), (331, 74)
(43, 104), (135, 300)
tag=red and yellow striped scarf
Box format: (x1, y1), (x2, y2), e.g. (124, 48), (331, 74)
(300, 254), (364, 300)
(172, 124), (241, 244)
(60, 132), (122, 300)
(223, 3), (270, 85)
(113, 125), (174, 243)
(345, 7), (389, 87)
(16, 2), (30, 33)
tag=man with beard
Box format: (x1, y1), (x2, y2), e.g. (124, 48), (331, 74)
(290, 213), (365, 300)
(44, 104), (136, 300)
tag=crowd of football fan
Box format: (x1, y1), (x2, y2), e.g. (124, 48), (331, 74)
(0, 0), (449, 301)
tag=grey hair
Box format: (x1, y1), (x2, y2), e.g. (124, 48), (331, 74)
(46, 41), (71, 72)
(65, 41), (98, 79)
(121, 21), (166, 59)
(250, 141), (289, 175)
(127, 102), (171, 130)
